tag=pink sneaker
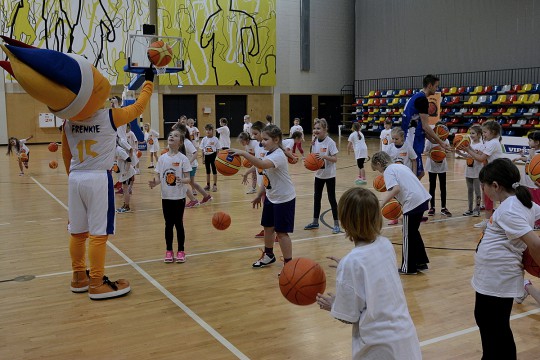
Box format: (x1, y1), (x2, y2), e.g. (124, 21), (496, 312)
(185, 200), (200, 208)
(164, 251), (174, 263)
(115, 188), (124, 195)
(176, 251), (186, 263)
(254, 229), (265, 238)
(388, 219), (399, 225)
(200, 194), (213, 204)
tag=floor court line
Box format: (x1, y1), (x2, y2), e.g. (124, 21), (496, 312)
(29, 175), (506, 354)
(30, 176), (250, 360)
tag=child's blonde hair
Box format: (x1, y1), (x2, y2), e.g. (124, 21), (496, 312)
(390, 127), (404, 139)
(338, 187), (382, 244)
(371, 151), (393, 170)
(315, 118), (328, 131)
(237, 132), (251, 143)
(262, 124), (282, 144)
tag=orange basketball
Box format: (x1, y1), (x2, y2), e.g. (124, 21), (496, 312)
(242, 157), (252, 168)
(466, 157), (474, 167)
(19, 153), (28, 161)
(525, 161), (530, 175)
(523, 248), (540, 277)
(434, 125), (449, 141)
(429, 146), (446, 163)
(382, 199), (402, 220)
(215, 150), (241, 176)
(304, 153), (324, 171)
(373, 175), (386, 192)
(288, 154), (298, 164)
(279, 257), (326, 306)
(161, 148), (169, 155)
(146, 40), (173, 67)
(48, 142), (58, 152)
(49, 160), (58, 169)
(528, 154), (540, 186)
(212, 212), (231, 230)
(136, 150), (142, 158)
(453, 134), (470, 150)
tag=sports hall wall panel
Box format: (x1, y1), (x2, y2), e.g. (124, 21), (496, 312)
(355, 0), (540, 80)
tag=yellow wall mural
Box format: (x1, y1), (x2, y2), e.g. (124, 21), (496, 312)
(1, 0), (276, 87)
(158, 0), (276, 86)
(0, 0), (150, 85)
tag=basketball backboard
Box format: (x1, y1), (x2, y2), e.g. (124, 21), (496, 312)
(124, 34), (184, 74)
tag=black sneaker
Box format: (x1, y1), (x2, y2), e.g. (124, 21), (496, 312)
(417, 264), (429, 271)
(441, 208), (452, 217)
(252, 253), (276, 268)
(463, 210), (474, 216)
(398, 268), (418, 275)
(428, 207), (435, 216)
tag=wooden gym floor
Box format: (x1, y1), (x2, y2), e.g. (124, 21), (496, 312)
(1, 135), (539, 359)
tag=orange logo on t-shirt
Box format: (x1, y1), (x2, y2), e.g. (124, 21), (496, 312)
(399, 152), (407, 157)
(172, 162), (180, 166)
(383, 138), (388, 145)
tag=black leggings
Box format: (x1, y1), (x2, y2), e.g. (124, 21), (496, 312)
(313, 177), (338, 220)
(356, 158), (365, 169)
(474, 292), (516, 360)
(204, 153), (217, 175)
(428, 172), (447, 208)
(162, 199), (186, 251)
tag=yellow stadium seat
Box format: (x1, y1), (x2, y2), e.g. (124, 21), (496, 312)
(447, 87), (457, 95)
(368, 91), (375, 98)
(525, 94), (539, 104)
(464, 96), (478, 105)
(396, 89), (406, 97)
(502, 107), (516, 116)
(518, 84), (532, 93)
(513, 94), (528, 104)
(470, 85), (483, 95)
(387, 98), (398, 106)
(473, 107), (486, 116)
(492, 95), (506, 105)
(365, 98), (374, 106)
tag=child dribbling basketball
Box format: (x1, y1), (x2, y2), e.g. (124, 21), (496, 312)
(6, 135), (33, 176)
(424, 130), (452, 217)
(371, 151), (431, 274)
(200, 124), (220, 192)
(304, 118), (341, 234)
(229, 125), (296, 269)
(148, 130), (192, 263)
(316, 187), (421, 359)
(473, 158), (540, 358)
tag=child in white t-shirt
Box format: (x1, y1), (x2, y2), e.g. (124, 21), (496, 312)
(457, 125), (483, 217)
(199, 124), (220, 192)
(316, 187), (421, 360)
(379, 118), (393, 152)
(289, 118), (305, 157)
(148, 130), (192, 263)
(115, 140), (136, 213)
(304, 119), (340, 234)
(144, 123), (160, 168)
(187, 118), (200, 148)
(6, 135), (33, 176)
(230, 125), (296, 269)
(238, 131), (260, 194)
(465, 120), (503, 229)
(425, 135), (452, 217)
(281, 132), (302, 164)
(216, 117), (231, 149)
(513, 130), (540, 229)
(372, 151), (431, 274)
(126, 123), (139, 175)
(243, 115), (252, 135)
(473, 158), (540, 358)
(385, 127), (417, 174)
(347, 122), (368, 185)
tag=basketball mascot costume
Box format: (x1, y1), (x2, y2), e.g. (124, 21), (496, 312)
(0, 36), (154, 300)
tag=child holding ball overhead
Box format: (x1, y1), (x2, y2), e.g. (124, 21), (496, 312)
(6, 135), (33, 176)
(371, 151), (431, 274)
(148, 130), (192, 263)
(229, 125), (296, 268)
(316, 187), (421, 360)
(304, 118), (341, 234)
(473, 158), (540, 358)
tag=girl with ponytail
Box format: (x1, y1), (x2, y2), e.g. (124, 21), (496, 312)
(473, 158), (540, 359)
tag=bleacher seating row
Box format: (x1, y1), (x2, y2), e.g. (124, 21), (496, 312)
(364, 84), (540, 99)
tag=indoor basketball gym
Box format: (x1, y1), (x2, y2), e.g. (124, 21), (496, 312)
(1, 1), (540, 359)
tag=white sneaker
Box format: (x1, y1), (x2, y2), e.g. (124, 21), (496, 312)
(246, 188), (257, 194)
(473, 219), (488, 228)
(252, 253), (276, 268)
(515, 279), (532, 304)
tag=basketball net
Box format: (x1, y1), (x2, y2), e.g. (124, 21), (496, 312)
(155, 66), (167, 76)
